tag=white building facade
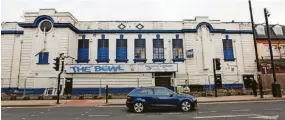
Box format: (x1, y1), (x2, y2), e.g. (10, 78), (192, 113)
(1, 9), (257, 95)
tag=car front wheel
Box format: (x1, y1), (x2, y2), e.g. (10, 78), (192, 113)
(133, 102), (144, 113)
(180, 101), (191, 112)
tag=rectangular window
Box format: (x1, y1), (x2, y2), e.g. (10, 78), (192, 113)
(97, 39), (109, 62)
(264, 45), (279, 57)
(116, 39), (128, 62)
(153, 39), (164, 59)
(280, 46), (285, 57)
(134, 39), (146, 61)
(77, 39), (89, 63)
(264, 45), (270, 57)
(172, 39), (183, 59)
(222, 39), (235, 61)
(38, 52), (49, 64)
(272, 45), (279, 56)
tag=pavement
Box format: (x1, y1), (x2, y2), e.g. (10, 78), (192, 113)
(2, 100), (285, 120)
(1, 95), (285, 107)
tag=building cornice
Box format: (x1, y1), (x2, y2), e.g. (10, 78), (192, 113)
(2, 15), (253, 35)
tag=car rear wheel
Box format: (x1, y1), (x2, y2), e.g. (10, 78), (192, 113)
(133, 102), (144, 113)
(180, 101), (191, 112)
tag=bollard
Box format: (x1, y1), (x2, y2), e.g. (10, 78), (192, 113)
(137, 77), (139, 88)
(105, 85), (108, 103)
(23, 77), (27, 97)
(99, 77), (102, 97)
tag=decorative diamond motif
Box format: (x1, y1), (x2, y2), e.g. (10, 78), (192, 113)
(118, 23), (126, 30)
(136, 23), (144, 30)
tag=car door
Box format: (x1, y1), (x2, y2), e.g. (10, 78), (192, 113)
(138, 88), (156, 106)
(153, 88), (178, 107)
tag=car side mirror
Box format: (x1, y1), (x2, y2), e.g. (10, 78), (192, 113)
(170, 94), (174, 97)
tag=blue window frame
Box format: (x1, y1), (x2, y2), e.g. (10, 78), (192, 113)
(223, 35), (235, 61)
(97, 39), (109, 63)
(134, 39), (147, 63)
(115, 39), (128, 63)
(153, 39), (165, 62)
(38, 52), (49, 64)
(77, 39), (89, 63)
(172, 39), (184, 62)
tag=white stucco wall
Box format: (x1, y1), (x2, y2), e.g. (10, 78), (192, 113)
(1, 9), (257, 94)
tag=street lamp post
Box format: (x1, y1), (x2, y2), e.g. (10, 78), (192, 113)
(248, 0), (263, 98)
(264, 8), (282, 97)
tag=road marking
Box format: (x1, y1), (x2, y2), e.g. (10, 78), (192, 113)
(231, 109), (250, 112)
(264, 108), (283, 111)
(81, 114), (84, 116)
(21, 118), (26, 119)
(162, 112), (181, 115)
(88, 115), (110, 117)
(40, 112), (44, 114)
(198, 111), (217, 114)
(31, 114), (35, 116)
(3, 106), (57, 109)
(85, 112), (88, 113)
(98, 105), (125, 107)
(193, 114), (258, 119)
(75, 118), (79, 119)
(250, 115), (279, 120)
(126, 114), (145, 116)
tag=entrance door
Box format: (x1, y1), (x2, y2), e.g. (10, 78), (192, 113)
(64, 78), (73, 95)
(243, 75), (254, 89)
(154, 72), (172, 87)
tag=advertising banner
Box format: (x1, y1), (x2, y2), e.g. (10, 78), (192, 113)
(65, 63), (178, 73)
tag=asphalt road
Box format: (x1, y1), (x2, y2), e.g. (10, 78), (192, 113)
(2, 100), (285, 120)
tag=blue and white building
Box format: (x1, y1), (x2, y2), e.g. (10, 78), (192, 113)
(1, 9), (257, 95)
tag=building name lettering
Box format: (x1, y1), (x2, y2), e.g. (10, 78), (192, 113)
(70, 65), (124, 73)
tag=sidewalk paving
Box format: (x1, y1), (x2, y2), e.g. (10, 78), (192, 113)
(1, 95), (284, 107)
(1, 100), (69, 107)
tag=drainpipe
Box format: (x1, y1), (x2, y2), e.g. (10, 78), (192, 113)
(200, 32), (205, 69)
(168, 39), (172, 63)
(44, 27), (47, 51)
(17, 40), (24, 89)
(233, 35), (240, 83)
(9, 33), (17, 89)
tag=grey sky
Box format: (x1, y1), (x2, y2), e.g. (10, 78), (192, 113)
(1, 0), (285, 24)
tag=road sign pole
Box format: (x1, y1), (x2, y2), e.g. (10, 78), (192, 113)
(213, 59), (218, 97)
(57, 58), (64, 104)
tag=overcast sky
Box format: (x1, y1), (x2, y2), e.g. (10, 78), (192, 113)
(1, 0), (285, 24)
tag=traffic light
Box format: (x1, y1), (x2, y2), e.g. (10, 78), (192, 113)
(53, 57), (60, 71)
(215, 58), (221, 70)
